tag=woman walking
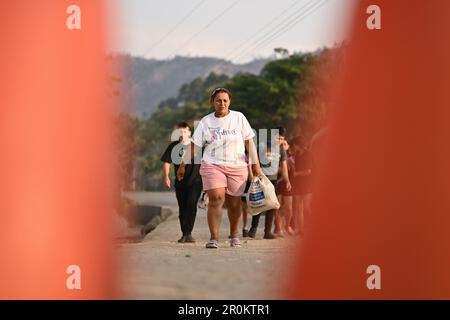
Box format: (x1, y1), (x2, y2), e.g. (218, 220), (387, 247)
(177, 88), (262, 248)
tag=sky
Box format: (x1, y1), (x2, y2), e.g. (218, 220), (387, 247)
(108, 0), (357, 63)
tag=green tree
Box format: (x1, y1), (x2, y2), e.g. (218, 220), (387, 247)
(122, 46), (344, 190)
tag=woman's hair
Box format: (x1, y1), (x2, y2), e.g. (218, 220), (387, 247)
(210, 87), (232, 103)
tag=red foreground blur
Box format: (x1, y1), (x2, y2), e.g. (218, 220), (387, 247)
(0, 2), (116, 298)
(288, 0), (450, 299)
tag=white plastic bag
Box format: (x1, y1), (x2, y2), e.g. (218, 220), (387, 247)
(246, 174), (280, 215)
(197, 191), (208, 210)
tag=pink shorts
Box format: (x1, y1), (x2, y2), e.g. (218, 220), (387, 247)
(199, 161), (248, 196)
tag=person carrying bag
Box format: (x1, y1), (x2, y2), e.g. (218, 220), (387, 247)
(247, 130), (291, 239)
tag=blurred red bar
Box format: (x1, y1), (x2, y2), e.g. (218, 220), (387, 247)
(0, 1), (116, 298)
(288, 0), (450, 299)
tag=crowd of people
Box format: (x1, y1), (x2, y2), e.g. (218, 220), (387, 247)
(160, 87), (319, 249)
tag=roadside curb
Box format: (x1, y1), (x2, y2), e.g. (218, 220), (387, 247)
(115, 203), (174, 243)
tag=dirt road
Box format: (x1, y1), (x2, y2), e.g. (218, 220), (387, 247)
(117, 192), (301, 299)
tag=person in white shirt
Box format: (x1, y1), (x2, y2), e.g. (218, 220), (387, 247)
(177, 88), (262, 248)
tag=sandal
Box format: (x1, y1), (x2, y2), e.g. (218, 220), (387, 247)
(230, 238), (242, 247)
(205, 240), (219, 249)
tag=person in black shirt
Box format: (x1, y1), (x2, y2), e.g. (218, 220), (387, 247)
(160, 122), (202, 243)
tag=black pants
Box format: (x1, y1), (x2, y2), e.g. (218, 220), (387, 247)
(175, 180), (202, 235)
(250, 209), (275, 234)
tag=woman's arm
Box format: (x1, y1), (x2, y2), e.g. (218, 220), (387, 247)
(248, 164), (254, 180)
(245, 139), (262, 177)
(280, 160), (292, 191)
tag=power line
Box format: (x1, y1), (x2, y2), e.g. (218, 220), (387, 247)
(232, 0), (322, 63)
(167, 0), (241, 59)
(207, 0), (313, 76)
(226, 1), (312, 63)
(142, 0), (207, 57)
(250, 0), (329, 55)
(225, 0), (299, 60)
(237, 0), (328, 60)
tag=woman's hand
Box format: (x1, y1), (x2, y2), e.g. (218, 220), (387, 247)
(286, 180), (292, 192)
(251, 164), (262, 178)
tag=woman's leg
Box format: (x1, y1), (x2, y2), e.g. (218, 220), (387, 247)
(273, 195), (283, 235)
(297, 195), (305, 235)
(282, 195), (294, 235)
(302, 193), (312, 232)
(291, 195), (300, 233)
(226, 194), (242, 239)
(207, 188), (226, 241)
(241, 199), (249, 233)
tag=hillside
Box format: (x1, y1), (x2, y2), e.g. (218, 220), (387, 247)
(113, 54), (272, 116)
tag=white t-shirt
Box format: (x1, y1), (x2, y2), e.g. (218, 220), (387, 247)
(191, 110), (255, 166)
